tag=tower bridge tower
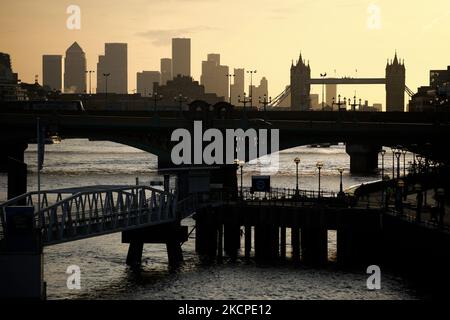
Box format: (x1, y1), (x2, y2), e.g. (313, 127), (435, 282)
(385, 52), (405, 112)
(290, 53), (311, 111)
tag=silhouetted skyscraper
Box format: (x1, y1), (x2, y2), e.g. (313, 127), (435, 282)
(137, 71), (160, 96)
(64, 42), (86, 93)
(160, 58), (172, 85)
(172, 38), (190, 78)
(290, 53), (311, 110)
(201, 54), (229, 99)
(42, 55), (62, 92)
(231, 68), (245, 105)
(326, 84), (337, 107)
(385, 52), (405, 112)
(97, 43), (128, 94)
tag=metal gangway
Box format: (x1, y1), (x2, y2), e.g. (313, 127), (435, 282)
(0, 185), (200, 246)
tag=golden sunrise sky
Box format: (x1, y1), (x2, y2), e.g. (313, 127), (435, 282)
(1, 0), (450, 106)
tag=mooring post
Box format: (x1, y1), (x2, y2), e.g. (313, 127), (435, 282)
(217, 224), (223, 263)
(244, 225), (251, 259)
(280, 226), (286, 259)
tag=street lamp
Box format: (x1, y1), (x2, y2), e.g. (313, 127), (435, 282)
(174, 94), (188, 118)
(437, 188), (445, 227)
(226, 74), (235, 104)
(103, 73), (111, 108)
(259, 94), (271, 120)
(316, 161), (324, 198)
(379, 149), (386, 179)
(320, 72), (327, 111)
(396, 179), (405, 215)
(247, 70), (257, 108)
(395, 150), (402, 179)
(338, 167), (344, 196)
(150, 92), (163, 114)
(294, 157), (301, 196)
(234, 159), (244, 199)
(238, 92), (251, 114)
(402, 149), (407, 177)
(415, 184), (423, 222)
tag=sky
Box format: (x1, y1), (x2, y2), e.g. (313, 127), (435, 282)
(1, 0), (450, 108)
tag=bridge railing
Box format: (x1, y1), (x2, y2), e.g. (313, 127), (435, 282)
(239, 187), (337, 201)
(0, 185), (177, 244)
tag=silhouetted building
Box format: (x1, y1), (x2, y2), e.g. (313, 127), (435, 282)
(153, 75), (223, 107)
(385, 52), (405, 112)
(0, 52), (25, 101)
(42, 55), (62, 92)
(326, 84), (337, 107)
(160, 58), (172, 85)
(64, 42), (86, 93)
(137, 71), (160, 96)
(249, 77), (268, 105)
(310, 94), (320, 110)
(430, 66), (450, 88)
(172, 38), (190, 78)
(290, 53), (311, 110)
(201, 54), (229, 100)
(97, 43), (128, 94)
(230, 68), (245, 105)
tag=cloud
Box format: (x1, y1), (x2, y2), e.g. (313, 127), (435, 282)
(136, 26), (216, 46)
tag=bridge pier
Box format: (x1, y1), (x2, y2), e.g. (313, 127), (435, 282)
(0, 207), (45, 299)
(346, 143), (380, 174)
(337, 209), (382, 267)
(194, 209), (217, 256)
(301, 210), (328, 266)
(122, 222), (187, 268)
(1, 143), (28, 200)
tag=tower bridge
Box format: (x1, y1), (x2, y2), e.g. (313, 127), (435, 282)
(289, 52), (406, 112)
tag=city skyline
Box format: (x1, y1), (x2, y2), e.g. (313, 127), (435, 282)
(2, 1), (450, 105)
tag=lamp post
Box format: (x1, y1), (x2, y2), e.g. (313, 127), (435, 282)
(294, 157), (300, 196)
(380, 149), (386, 206)
(174, 94), (188, 118)
(103, 73), (111, 108)
(397, 179), (404, 215)
(320, 72), (327, 110)
(437, 188), (445, 227)
(259, 94), (271, 120)
(338, 167), (344, 197)
(247, 70), (257, 108)
(402, 149), (407, 177)
(238, 92), (251, 113)
(349, 96), (358, 112)
(395, 150), (402, 179)
(332, 95), (345, 112)
(150, 92), (163, 114)
(240, 162), (244, 199)
(415, 184), (423, 223)
(316, 161), (324, 198)
(226, 74), (235, 104)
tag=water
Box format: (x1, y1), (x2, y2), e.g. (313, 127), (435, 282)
(0, 139), (420, 300)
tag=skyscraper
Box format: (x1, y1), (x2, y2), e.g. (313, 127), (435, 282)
(172, 38), (190, 78)
(137, 71), (160, 96)
(64, 42), (86, 93)
(160, 58), (172, 85)
(200, 54), (229, 99)
(231, 68), (245, 105)
(326, 84), (337, 107)
(96, 43), (128, 94)
(42, 55), (62, 92)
